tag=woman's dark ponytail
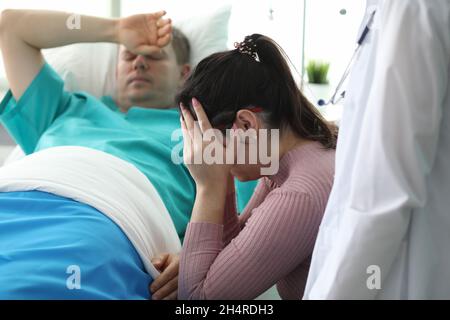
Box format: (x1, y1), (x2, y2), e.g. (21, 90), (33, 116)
(177, 34), (338, 150)
(252, 34), (337, 149)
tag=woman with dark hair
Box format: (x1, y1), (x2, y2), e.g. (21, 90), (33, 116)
(176, 34), (336, 300)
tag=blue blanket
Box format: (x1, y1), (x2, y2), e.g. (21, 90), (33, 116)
(0, 191), (152, 299)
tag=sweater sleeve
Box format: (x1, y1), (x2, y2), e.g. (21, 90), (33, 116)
(179, 190), (322, 300)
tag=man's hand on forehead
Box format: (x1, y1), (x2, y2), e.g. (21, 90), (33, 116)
(118, 11), (172, 57)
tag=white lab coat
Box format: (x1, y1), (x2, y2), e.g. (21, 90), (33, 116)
(304, 0), (450, 299)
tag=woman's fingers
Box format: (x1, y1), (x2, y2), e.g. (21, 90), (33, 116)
(163, 290), (178, 300)
(180, 104), (192, 138)
(152, 276), (178, 300)
(151, 253), (170, 271)
(192, 98), (213, 133)
(180, 115), (187, 131)
(180, 103), (198, 135)
(181, 101), (217, 166)
(151, 259), (178, 291)
(180, 116), (189, 142)
(181, 113), (194, 165)
(180, 103), (193, 128)
(150, 255), (179, 300)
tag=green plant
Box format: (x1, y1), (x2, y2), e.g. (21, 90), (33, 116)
(306, 60), (330, 84)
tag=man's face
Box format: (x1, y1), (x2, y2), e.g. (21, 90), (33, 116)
(116, 44), (188, 111)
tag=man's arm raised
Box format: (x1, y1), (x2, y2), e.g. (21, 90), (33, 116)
(0, 9), (171, 100)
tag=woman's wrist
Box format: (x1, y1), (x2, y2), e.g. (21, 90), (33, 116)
(196, 182), (227, 195)
(191, 187), (227, 224)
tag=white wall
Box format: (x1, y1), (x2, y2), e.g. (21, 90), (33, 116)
(228, 0), (304, 81)
(304, 0), (365, 84)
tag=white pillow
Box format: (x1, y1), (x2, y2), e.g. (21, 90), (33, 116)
(175, 4), (231, 67)
(43, 43), (119, 98)
(42, 4), (231, 98)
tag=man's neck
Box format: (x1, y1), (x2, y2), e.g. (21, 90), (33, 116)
(115, 98), (174, 113)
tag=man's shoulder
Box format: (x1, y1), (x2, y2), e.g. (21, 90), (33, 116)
(99, 95), (119, 111)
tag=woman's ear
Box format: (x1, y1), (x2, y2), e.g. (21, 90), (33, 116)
(234, 109), (261, 131)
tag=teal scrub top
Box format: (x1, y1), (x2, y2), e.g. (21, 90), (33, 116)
(0, 63), (195, 240)
(235, 179), (258, 213)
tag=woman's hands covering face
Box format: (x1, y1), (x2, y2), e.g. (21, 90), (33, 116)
(180, 98), (232, 192)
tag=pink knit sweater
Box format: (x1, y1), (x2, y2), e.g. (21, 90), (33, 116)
(179, 141), (335, 300)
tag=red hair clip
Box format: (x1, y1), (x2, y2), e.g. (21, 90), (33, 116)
(247, 106), (263, 113)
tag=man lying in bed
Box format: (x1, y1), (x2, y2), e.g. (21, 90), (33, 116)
(0, 9), (193, 299)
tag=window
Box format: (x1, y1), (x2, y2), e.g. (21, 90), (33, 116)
(304, 0), (365, 84)
(302, 0), (365, 120)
